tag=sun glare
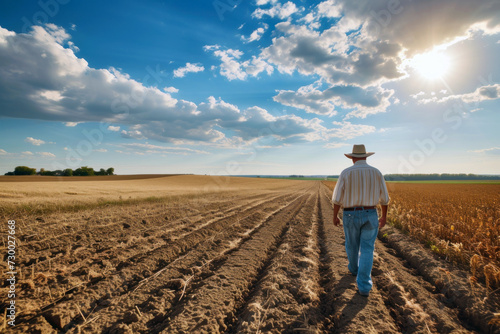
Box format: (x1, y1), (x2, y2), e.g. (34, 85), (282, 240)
(411, 51), (451, 80)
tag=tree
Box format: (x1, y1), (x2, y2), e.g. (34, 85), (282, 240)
(5, 166), (114, 177)
(14, 166), (36, 175)
(73, 166), (95, 176)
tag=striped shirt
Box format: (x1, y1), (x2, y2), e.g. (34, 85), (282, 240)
(332, 160), (390, 208)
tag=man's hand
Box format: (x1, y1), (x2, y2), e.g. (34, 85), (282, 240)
(379, 216), (386, 228)
(333, 203), (341, 227)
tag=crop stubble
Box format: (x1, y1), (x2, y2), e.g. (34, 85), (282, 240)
(1, 176), (498, 333)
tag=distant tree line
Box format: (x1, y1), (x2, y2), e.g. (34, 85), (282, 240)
(4, 166), (115, 176)
(383, 173), (500, 181)
(324, 173), (500, 181)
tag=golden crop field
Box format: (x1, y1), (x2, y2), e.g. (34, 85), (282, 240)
(1, 176), (499, 333)
(0, 174), (294, 216)
(388, 183), (500, 289)
(324, 181), (500, 289)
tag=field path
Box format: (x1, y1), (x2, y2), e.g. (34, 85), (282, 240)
(4, 177), (498, 333)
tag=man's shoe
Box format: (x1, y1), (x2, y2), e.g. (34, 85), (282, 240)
(357, 289), (369, 297)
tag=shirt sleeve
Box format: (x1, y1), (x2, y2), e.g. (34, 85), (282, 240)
(379, 173), (390, 205)
(332, 173), (345, 206)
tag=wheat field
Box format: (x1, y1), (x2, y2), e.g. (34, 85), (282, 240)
(323, 181), (500, 289)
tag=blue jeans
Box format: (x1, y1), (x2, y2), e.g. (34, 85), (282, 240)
(343, 209), (379, 294)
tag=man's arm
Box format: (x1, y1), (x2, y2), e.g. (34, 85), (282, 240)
(378, 172), (389, 228)
(333, 203), (341, 226)
(379, 204), (387, 228)
(332, 173), (344, 227)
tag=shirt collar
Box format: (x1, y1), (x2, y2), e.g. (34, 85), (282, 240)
(354, 160), (368, 166)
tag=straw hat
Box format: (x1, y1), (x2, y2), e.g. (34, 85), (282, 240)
(344, 144), (374, 158)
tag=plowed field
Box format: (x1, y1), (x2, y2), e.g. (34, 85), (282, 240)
(2, 176), (499, 333)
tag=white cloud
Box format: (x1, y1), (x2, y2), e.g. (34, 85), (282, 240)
(327, 121), (376, 139)
(107, 125), (121, 132)
(41, 90), (63, 101)
(241, 24), (268, 43)
(212, 48), (247, 81)
(22, 151), (34, 155)
(25, 137), (46, 146)
(338, 0), (500, 57)
(164, 86), (179, 93)
(173, 62), (205, 78)
(0, 149), (7, 155)
(205, 45), (273, 80)
(67, 41), (79, 52)
(37, 152), (56, 158)
(324, 142), (349, 149)
(94, 148), (108, 153)
(317, 0), (342, 18)
(469, 147), (500, 154)
(261, 22), (405, 86)
(460, 85), (500, 103)
(121, 129), (146, 140)
(253, 0), (500, 98)
(0, 24), (371, 146)
(256, 0), (278, 5)
(274, 83), (394, 118)
(299, 0), (342, 29)
(118, 142), (209, 155)
(410, 91), (426, 99)
(253, 1), (300, 19)
(245, 56), (274, 77)
(419, 84), (500, 104)
(43, 23), (71, 44)
(64, 122), (79, 127)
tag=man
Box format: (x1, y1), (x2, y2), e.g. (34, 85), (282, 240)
(332, 144), (389, 297)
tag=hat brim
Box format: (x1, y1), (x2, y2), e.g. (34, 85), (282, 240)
(344, 152), (375, 158)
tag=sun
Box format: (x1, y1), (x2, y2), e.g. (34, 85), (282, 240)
(411, 51), (451, 80)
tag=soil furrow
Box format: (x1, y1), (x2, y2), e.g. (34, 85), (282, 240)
(76, 192), (308, 333)
(228, 184), (323, 333)
(316, 184), (338, 332)
(155, 186), (315, 333)
(372, 245), (473, 333)
(16, 192), (297, 331)
(379, 227), (499, 333)
(28, 190), (286, 276)
(20, 191), (279, 270)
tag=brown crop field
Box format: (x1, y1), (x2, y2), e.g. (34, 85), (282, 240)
(323, 181), (500, 290)
(1, 175), (499, 333)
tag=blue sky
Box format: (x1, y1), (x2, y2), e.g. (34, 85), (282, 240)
(0, 0), (499, 175)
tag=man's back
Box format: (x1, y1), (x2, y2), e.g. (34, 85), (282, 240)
(332, 160), (389, 208)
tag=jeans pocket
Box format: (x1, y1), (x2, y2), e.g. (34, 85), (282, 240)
(369, 211), (379, 230)
(360, 211), (378, 240)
